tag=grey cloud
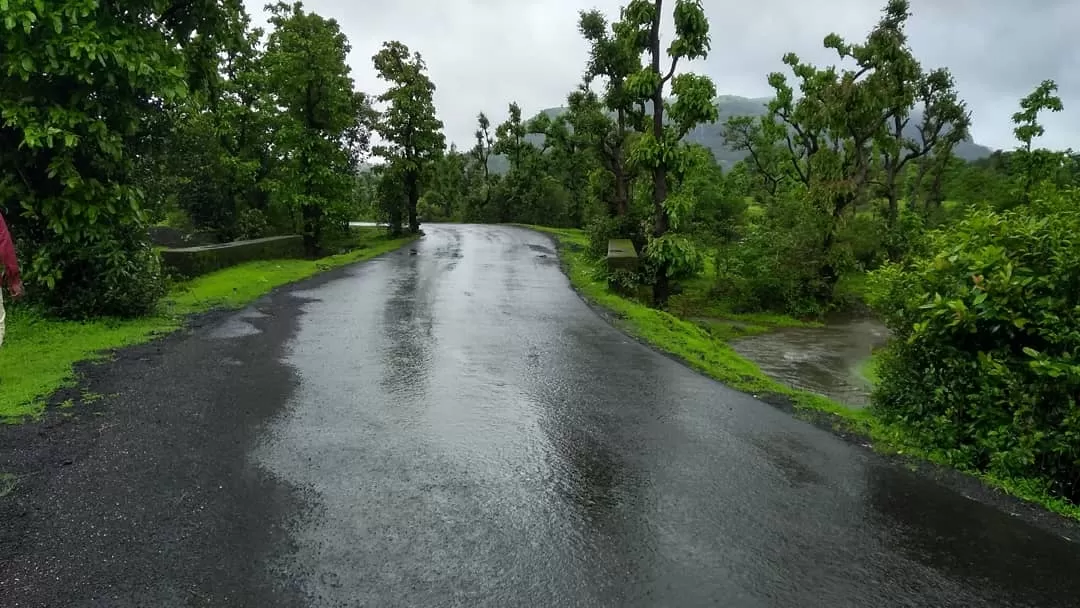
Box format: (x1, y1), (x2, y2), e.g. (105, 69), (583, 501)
(244, 0), (1077, 153)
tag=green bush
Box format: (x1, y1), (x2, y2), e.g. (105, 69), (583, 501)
(236, 208), (270, 240)
(586, 215), (621, 258)
(34, 227), (166, 319)
(868, 191), (1080, 502)
(712, 197), (831, 317)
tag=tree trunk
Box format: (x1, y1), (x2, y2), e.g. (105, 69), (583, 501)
(928, 163), (946, 215)
(301, 150), (320, 257)
(406, 169), (420, 234)
(387, 195), (404, 237)
(885, 187), (902, 260)
(613, 163), (629, 218)
(614, 108), (630, 218)
(885, 166), (900, 230)
(909, 158), (929, 214)
(817, 192), (852, 303)
(301, 203), (322, 257)
(649, 0), (671, 308)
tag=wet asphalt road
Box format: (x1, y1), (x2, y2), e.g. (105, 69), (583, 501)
(3, 224), (1080, 607)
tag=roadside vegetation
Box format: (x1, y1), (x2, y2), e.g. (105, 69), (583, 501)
(0, 228), (415, 421)
(3, 0), (1079, 520)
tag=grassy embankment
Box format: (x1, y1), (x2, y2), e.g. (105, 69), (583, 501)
(525, 227), (862, 419)
(526, 225), (1080, 521)
(0, 228), (416, 422)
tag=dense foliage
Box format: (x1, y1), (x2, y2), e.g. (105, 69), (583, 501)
(868, 76), (1080, 500)
(262, 2), (372, 255)
(869, 190), (1080, 502)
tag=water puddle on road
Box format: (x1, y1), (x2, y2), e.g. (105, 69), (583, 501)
(731, 315), (889, 408)
(206, 309), (269, 339)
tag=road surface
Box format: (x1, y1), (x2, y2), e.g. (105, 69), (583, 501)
(2, 224), (1079, 607)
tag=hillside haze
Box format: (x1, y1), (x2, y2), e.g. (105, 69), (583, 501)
(690, 95), (993, 166)
(483, 94), (993, 173)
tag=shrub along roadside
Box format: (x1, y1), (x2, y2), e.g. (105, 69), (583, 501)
(0, 230), (417, 421)
(868, 198), (1080, 510)
(524, 224), (1080, 521)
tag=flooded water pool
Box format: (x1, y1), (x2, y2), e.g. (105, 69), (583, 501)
(731, 316), (889, 408)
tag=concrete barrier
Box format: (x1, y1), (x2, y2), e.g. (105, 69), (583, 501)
(149, 226), (217, 248)
(606, 238), (639, 273)
(160, 235), (305, 278)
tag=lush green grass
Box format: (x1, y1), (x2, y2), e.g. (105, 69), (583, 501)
(0, 229), (416, 422)
(856, 353), (881, 386)
(525, 224), (1080, 521)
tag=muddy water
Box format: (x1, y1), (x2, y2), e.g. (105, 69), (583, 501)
(731, 315), (889, 408)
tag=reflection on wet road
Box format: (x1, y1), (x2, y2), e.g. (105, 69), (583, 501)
(256, 225), (1080, 607)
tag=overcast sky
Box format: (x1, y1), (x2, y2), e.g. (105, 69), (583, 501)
(244, 0), (1078, 153)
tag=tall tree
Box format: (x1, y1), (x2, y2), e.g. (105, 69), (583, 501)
(738, 0), (945, 297)
(372, 41), (446, 235)
(263, 1), (371, 254)
(493, 102), (541, 223)
(421, 145), (471, 221)
(493, 103), (530, 171)
(469, 113), (496, 220)
(530, 112), (593, 227)
(617, 0), (719, 306)
(721, 114), (791, 199)
(1011, 79), (1065, 203)
(896, 69), (971, 222)
(860, 0), (970, 229)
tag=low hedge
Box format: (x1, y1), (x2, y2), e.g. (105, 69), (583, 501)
(160, 235), (305, 278)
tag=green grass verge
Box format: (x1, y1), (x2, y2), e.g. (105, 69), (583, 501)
(856, 353), (881, 386)
(523, 225), (852, 410)
(0, 229), (417, 422)
(524, 224), (1080, 521)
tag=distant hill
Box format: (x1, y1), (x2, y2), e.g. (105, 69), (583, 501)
(487, 94), (992, 173)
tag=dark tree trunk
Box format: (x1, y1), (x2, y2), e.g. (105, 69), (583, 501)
(301, 203), (322, 257)
(387, 192), (404, 237)
(613, 163), (629, 218)
(910, 158), (929, 214)
(885, 182), (900, 229)
(649, 0), (670, 308)
(928, 163), (946, 214)
(613, 108), (630, 218)
(884, 187), (902, 261)
(406, 169), (420, 234)
(817, 192), (852, 303)
(301, 150), (320, 257)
